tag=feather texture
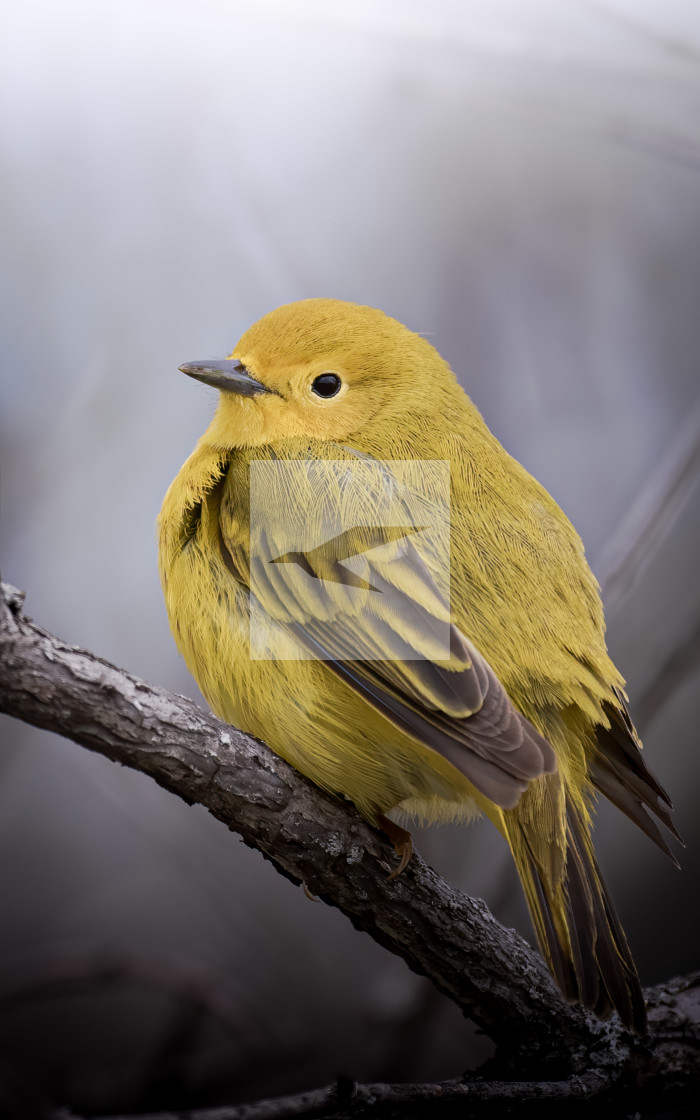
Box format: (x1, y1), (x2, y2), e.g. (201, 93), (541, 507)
(159, 299), (679, 1034)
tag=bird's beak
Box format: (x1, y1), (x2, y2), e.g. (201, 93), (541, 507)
(178, 359), (273, 396)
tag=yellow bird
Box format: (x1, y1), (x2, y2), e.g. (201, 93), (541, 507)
(159, 299), (679, 1034)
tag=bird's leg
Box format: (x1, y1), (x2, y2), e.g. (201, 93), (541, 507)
(376, 813), (413, 879)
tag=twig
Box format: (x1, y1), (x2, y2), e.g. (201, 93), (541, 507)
(635, 612), (700, 732)
(579, 0), (700, 68)
(55, 972), (700, 1120)
(598, 395), (700, 611)
(59, 1070), (612, 1120)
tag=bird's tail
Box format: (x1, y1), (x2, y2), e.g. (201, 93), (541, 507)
(504, 791), (647, 1034)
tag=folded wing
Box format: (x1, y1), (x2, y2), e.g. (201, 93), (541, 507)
(222, 448), (556, 809)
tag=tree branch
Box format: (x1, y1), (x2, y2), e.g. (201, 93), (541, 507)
(62, 1072), (613, 1120)
(1, 581), (699, 1109)
(60, 973), (700, 1118)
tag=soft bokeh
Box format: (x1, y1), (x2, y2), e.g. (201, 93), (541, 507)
(1, 0), (699, 1111)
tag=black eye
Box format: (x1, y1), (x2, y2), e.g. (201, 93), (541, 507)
(311, 373), (342, 398)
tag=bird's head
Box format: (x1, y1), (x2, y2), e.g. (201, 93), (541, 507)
(181, 299), (465, 450)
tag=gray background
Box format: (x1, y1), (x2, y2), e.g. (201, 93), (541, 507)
(1, 0), (699, 1111)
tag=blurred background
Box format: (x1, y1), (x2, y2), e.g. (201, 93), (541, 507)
(1, 0), (699, 1113)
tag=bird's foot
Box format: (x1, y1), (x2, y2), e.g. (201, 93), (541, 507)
(376, 813), (413, 879)
(302, 881), (319, 902)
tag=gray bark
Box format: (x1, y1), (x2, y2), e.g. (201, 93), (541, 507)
(1, 581), (698, 1116)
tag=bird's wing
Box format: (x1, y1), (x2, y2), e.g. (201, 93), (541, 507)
(591, 690), (682, 863)
(220, 446), (556, 809)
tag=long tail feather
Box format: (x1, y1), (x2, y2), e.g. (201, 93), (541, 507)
(506, 792), (647, 1034)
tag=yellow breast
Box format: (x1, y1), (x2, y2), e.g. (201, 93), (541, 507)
(158, 438), (487, 824)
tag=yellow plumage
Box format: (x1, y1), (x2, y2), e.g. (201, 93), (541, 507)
(159, 299), (678, 1033)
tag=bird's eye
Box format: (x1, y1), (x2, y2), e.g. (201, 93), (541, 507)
(311, 373), (342, 398)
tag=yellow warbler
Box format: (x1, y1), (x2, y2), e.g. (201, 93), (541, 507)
(159, 299), (679, 1034)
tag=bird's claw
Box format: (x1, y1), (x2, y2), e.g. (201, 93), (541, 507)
(376, 813), (413, 880)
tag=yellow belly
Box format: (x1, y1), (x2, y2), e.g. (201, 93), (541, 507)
(159, 457), (483, 824)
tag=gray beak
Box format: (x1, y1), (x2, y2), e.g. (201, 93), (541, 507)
(178, 358), (272, 396)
